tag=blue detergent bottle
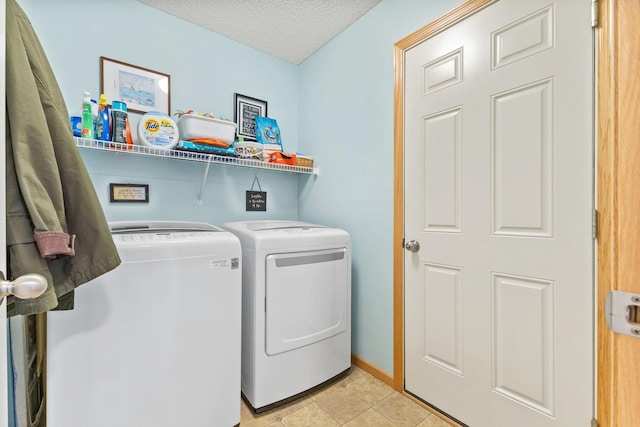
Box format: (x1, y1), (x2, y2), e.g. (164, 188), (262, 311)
(95, 94), (111, 142)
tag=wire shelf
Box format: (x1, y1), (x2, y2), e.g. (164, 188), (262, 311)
(74, 137), (319, 175)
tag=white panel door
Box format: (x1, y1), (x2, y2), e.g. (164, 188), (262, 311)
(404, 1), (594, 426)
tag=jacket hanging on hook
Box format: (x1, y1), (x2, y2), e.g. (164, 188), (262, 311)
(5, 0), (121, 314)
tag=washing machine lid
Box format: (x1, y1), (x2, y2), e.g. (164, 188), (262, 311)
(110, 221), (224, 234)
(108, 221), (241, 260)
(222, 220), (350, 250)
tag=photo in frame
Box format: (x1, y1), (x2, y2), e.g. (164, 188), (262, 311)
(100, 56), (171, 115)
(234, 93), (268, 141)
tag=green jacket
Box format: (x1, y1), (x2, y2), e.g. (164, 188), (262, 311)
(6, 0), (121, 314)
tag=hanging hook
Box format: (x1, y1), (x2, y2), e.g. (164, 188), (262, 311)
(250, 174), (262, 192)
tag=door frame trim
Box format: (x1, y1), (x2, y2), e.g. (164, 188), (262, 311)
(596, 2), (614, 424)
(596, 0), (640, 425)
(392, 0), (495, 392)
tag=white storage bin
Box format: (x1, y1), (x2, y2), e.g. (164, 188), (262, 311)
(177, 115), (237, 143)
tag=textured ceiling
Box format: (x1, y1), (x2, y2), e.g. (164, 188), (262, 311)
(136, 0), (381, 64)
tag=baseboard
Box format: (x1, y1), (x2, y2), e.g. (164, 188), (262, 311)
(351, 353), (396, 389)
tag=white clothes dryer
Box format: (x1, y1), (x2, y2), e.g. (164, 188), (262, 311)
(222, 220), (351, 412)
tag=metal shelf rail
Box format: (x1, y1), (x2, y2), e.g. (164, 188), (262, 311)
(75, 137), (318, 204)
(74, 137), (318, 175)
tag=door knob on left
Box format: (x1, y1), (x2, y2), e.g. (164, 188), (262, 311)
(0, 272), (48, 299)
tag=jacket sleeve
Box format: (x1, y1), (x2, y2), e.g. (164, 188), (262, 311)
(6, 0), (74, 258)
(6, 0), (121, 314)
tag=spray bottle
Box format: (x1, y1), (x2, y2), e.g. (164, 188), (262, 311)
(81, 91), (94, 139)
(95, 94), (111, 143)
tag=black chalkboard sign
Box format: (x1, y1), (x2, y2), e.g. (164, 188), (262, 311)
(246, 191), (267, 211)
(246, 175), (267, 211)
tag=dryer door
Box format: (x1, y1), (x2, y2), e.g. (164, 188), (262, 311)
(265, 248), (349, 356)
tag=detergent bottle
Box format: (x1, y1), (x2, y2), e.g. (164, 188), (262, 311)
(111, 100), (133, 149)
(91, 98), (98, 135)
(111, 101), (127, 146)
(80, 91), (94, 139)
(95, 94), (111, 142)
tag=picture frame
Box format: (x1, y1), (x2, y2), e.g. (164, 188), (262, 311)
(234, 93), (268, 141)
(109, 183), (149, 203)
(100, 56), (171, 115)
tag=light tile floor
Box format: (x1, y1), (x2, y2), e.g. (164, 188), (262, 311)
(240, 366), (458, 427)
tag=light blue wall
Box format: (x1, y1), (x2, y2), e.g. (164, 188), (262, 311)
(298, 0), (463, 373)
(17, 0), (463, 375)
(18, 0), (302, 224)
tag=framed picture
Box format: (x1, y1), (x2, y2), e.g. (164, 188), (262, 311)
(100, 56), (171, 115)
(109, 183), (149, 203)
(234, 93), (268, 141)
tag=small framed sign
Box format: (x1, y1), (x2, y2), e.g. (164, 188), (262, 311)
(110, 183), (149, 203)
(246, 175), (266, 211)
(234, 93), (268, 141)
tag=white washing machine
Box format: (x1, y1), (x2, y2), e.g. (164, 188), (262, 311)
(46, 221), (242, 427)
(222, 220), (351, 412)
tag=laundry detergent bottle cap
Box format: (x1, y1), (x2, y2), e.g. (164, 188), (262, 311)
(112, 100), (127, 112)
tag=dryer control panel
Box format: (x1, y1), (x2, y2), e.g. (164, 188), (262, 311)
(282, 227), (324, 235)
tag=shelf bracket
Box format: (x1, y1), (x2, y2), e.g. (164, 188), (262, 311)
(197, 156), (213, 205)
